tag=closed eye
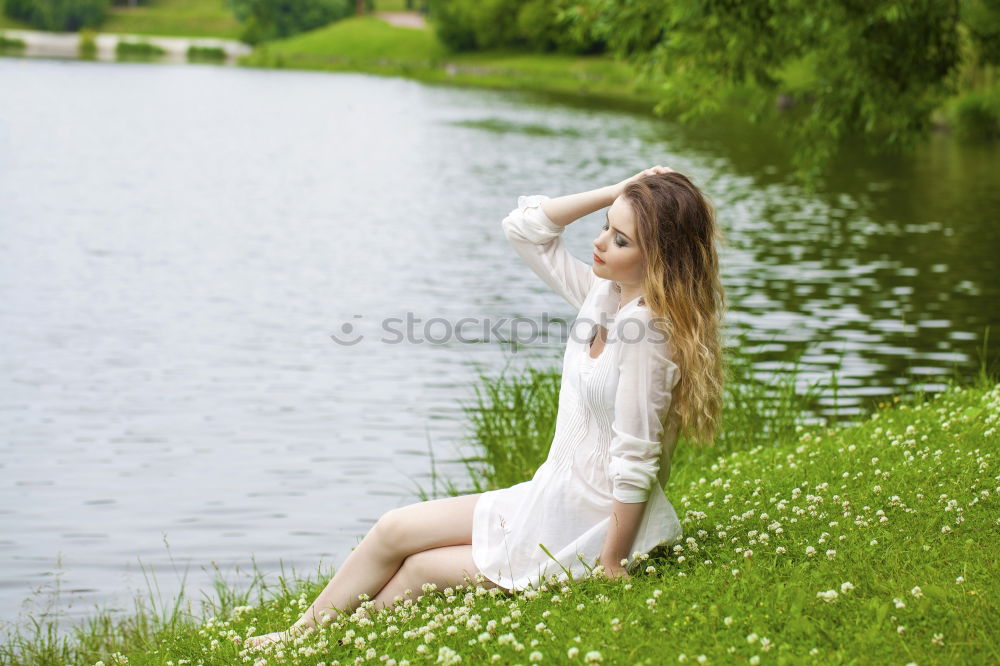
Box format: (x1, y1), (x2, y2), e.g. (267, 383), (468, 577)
(601, 221), (628, 247)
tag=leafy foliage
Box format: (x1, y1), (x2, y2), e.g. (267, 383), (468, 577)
(577, 0), (965, 179)
(3, 0), (107, 30)
(426, 0), (607, 54)
(225, 0), (356, 45)
(962, 0), (1000, 65)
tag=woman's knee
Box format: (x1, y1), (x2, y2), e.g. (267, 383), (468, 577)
(371, 508), (408, 559)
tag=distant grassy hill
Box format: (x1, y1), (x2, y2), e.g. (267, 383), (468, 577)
(0, 0), (241, 37)
(240, 15), (666, 113)
(101, 0), (241, 38)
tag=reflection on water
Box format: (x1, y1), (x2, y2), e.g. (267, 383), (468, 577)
(0, 57), (997, 633)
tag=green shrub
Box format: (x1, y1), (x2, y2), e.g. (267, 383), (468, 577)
(0, 31), (28, 50)
(962, 0), (1000, 65)
(187, 44), (226, 60)
(951, 87), (1000, 139)
(426, 0), (608, 55)
(225, 0), (354, 45)
(3, 0), (107, 31)
(425, 0), (477, 52)
(116, 39), (165, 57)
(78, 26), (97, 57)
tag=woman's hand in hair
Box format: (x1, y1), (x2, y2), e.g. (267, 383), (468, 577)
(613, 165), (675, 197)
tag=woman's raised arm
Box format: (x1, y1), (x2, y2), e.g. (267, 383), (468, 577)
(500, 187), (614, 310)
(536, 184), (619, 228)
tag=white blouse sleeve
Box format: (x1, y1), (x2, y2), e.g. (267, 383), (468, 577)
(608, 313), (680, 503)
(501, 194), (596, 311)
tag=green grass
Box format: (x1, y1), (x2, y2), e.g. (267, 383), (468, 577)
(238, 15), (667, 113)
(0, 8), (31, 30)
(2, 343), (997, 665)
(101, 0), (242, 39)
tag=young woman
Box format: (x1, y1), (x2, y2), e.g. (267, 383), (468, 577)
(246, 166), (726, 651)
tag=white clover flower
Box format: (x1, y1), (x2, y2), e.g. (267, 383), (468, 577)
(805, 546), (816, 556)
(746, 632), (759, 643)
(826, 549), (837, 560)
(749, 656), (760, 665)
(568, 647), (580, 658)
(893, 597), (906, 609)
(911, 586), (924, 598)
(956, 576), (965, 584)
(840, 581), (855, 593)
(723, 616), (733, 627)
(584, 650), (603, 663)
(529, 651), (543, 662)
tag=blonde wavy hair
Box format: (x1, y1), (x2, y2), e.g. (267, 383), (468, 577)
(623, 172), (726, 447)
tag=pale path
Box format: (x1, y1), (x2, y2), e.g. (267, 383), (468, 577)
(0, 28), (251, 62)
(373, 11), (428, 29)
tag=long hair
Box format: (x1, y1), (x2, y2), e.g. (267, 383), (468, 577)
(623, 172), (726, 447)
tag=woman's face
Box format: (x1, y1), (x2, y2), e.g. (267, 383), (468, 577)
(592, 196), (644, 285)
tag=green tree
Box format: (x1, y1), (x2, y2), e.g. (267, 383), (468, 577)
(579, 0), (964, 180)
(426, 0), (606, 54)
(3, 0), (107, 30)
(226, 0), (354, 44)
(962, 0), (1000, 64)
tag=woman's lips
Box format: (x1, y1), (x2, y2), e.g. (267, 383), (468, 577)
(593, 252), (605, 264)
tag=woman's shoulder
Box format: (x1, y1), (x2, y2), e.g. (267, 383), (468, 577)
(613, 303), (674, 362)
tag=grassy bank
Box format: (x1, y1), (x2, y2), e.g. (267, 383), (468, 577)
(100, 0), (241, 40)
(236, 14), (999, 140)
(3, 1), (997, 137)
(2, 347), (997, 664)
(237, 15), (669, 115)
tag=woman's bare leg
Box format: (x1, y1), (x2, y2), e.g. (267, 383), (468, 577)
(246, 493), (483, 649)
(368, 543), (500, 614)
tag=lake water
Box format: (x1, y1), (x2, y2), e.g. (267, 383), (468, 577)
(0, 56), (997, 635)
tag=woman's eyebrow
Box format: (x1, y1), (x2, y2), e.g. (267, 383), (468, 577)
(606, 210), (633, 241)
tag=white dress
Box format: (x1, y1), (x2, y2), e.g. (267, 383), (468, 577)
(471, 194), (684, 591)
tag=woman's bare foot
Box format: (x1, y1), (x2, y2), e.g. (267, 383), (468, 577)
(244, 630), (289, 651)
(244, 625), (312, 651)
